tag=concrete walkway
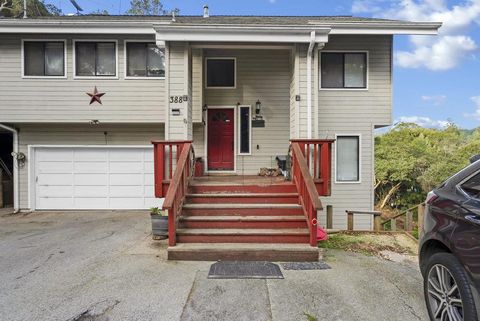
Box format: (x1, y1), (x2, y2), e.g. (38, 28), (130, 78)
(0, 211), (428, 321)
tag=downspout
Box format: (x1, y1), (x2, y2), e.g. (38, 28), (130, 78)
(307, 31), (315, 139)
(0, 124), (19, 213)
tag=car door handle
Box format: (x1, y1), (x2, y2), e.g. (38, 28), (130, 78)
(465, 215), (480, 225)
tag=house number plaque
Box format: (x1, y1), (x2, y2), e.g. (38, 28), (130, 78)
(170, 95), (188, 103)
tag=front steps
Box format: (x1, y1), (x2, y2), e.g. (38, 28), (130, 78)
(168, 180), (320, 261)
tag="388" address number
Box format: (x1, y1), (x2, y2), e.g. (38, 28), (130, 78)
(170, 96), (184, 103)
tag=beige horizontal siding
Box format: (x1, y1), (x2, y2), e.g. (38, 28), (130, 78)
(17, 123), (165, 209)
(0, 34), (166, 123)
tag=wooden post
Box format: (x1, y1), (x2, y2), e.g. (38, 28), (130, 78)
(417, 203), (425, 234)
(326, 205), (333, 229)
(374, 215), (381, 232)
(406, 210), (413, 232)
(347, 211), (354, 231)
(391, 218), (397, 231)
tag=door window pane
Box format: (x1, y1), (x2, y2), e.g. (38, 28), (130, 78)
(321, 53), (343, 88)
(45, 42), (64, 76)
(147, 44), (165, 77)
(24, 42), (45, 76)
(336, 136), (360, 182)
(206, 58), (235, 88)
(239, 107), (250, 154)
(344, 53), (366, 88)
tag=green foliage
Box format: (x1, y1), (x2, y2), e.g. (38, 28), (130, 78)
(126, 0), (178, 15)
(0, 0), (61, 17)
(375, 123), (478, 211)
(303, 312), (319, 321)
(150, 207), (166, 216)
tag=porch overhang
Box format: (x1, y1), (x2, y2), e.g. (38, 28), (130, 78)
(154, 25), (331, 44)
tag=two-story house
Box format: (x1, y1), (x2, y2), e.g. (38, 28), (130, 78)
(0, 12), (440, 260)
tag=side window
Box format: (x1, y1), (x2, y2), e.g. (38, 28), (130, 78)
(321, 52), (367, 89)
(126, 42), (165, 78)
(460, 172), (480, 199)
(238, 106), (251, 155)
(336, 135), (360, 182)
(23, 41), (65, 77)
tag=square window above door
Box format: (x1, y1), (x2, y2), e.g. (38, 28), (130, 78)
(205, 58), (236, 88)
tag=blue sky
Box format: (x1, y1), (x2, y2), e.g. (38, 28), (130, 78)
(48, 0), (480, 129)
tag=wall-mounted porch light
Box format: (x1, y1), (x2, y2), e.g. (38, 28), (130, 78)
(255, 100), (262, 115)
(202, 104), (208, 125)
(253, 99), (265, 128)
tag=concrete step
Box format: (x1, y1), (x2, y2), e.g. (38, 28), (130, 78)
(179, 215), (307, 229)
(185, 193), (299, 204)
(176, 228), (310, 244)
(189, 184), (297, 194)
(168, 243), (320, 261)
(182, 203), (304, 216)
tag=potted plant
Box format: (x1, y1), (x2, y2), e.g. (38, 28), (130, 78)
(150, 207), (168, 239)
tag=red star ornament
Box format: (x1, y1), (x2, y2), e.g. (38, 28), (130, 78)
(86, 86), (105, 105)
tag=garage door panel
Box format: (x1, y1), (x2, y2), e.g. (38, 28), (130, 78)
(109, 161), (143, 173)
(74, 162), (108, 173)
(38, 173), (73, 186)
(37, 161), (73, 174)
(74, 197), (108, 209)
(74, 173), (108, 186)
(109, 185), (144, 197)
(35, 146), (157, 210)
(74, 150), (108, 161)
(37, 185), (74, 197)
(74, 186), (108, 197)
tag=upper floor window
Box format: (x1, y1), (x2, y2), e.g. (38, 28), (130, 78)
(126, 42), (165, 78)
(75, 41), (117, 77)
(23, 41), (65, 77)
(321, 52), (367, 89)
(336, 135), (360, 182)
(206, 58), (236, 88)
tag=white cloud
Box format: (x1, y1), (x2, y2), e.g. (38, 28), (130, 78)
(421, 94), (447, 105)
(464, 96), (480, 119)
(351, 0), (480, 70)
(395, 116), (450, 128)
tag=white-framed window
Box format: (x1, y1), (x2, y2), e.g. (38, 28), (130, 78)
(336, 135), (360, 183)
(205, 57), (236, 89)
(22, 40), (67, 78)
(74, 40), (118, 78)
(238, 105), (251, 155)
(320, 51), (368, 89)
(125, 41), (165, 79)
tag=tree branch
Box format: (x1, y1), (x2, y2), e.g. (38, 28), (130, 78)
(0, 0), (12, 12)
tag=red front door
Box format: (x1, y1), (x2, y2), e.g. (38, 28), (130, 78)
(208, 109), (234, 171)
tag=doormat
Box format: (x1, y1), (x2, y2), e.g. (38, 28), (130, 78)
(280, 262), (331, 270)
(208, 261), (284, 279)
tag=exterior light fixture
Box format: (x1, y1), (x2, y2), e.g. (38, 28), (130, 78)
(202, 104), (208, 125)
(255, 100), (261, 115)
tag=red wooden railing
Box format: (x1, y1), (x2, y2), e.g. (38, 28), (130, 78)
(152, 140), (195, 246)
(290, 139), (334, 196)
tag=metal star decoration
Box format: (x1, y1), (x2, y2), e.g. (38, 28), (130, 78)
(86, 86), (105, 105)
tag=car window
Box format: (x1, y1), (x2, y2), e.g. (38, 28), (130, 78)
(460, 171), (480, 199)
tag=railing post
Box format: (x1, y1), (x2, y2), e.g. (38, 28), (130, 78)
(374, 215), (381, 232)
(347, 211), (354, 231)
(326, 205), (333, 229)
(391, 218), (397, 231)
(417, 203), (425, 234)
(405, 210), (413, 232)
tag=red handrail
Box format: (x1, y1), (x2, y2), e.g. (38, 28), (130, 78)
(290, 139), (334, 196)
(290, 142), (324, 246)
(152, 141), (194, 246)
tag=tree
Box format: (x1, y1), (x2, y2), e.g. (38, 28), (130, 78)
(90, 9), (109, 15)
(126, 0), (178, 15)
(0, 0), (61, 17)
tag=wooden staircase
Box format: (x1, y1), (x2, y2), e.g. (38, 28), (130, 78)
(151, 140), (334, 262)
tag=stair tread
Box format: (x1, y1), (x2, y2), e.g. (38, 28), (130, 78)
(177, 228), (309, 235)
(186, 193), (298, 197)
(168, 243), (318, 252)
(180, 215), (306, 221)
(183, 203), (302, 209)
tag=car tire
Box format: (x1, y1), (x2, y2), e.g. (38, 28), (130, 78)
(424, 252), (479, 321)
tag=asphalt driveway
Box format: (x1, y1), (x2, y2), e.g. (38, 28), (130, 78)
(0, 210), (429, 321)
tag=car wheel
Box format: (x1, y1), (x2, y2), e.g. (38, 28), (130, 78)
(424, 252), (479, 321)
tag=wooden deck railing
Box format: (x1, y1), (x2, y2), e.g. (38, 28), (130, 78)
(290, 139), (334, 196)
(290, 142), (324, 246)
(152, 140), (195, 246)
(381, 203), (426, 237)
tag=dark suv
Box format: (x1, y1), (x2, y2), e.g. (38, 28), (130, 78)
(420, 158), (480, 321)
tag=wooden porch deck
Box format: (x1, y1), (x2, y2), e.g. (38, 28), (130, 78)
(190, 175), (290, 186)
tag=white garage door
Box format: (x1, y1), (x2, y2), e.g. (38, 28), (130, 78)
(33, 146), (163, 210)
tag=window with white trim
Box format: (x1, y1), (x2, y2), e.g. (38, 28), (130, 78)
(238, 106), (251, 154)
(23, 41), (65, 77)
(321, 52), (367, 89)
(206, 58), (235, 88)
(336, 136), (360, 182)
(126, 42), (165, 78)
(75, 41), (116, 77)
